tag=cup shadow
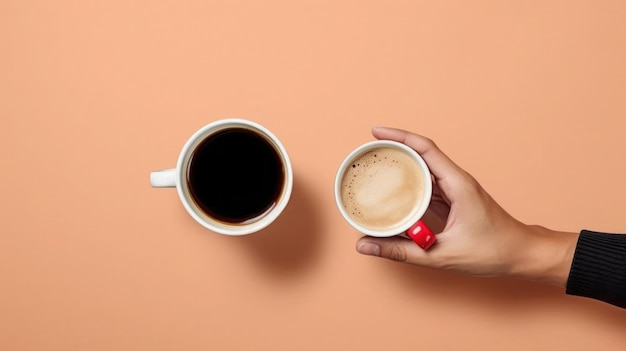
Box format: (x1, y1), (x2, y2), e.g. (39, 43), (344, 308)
(235, 174), (323, 278)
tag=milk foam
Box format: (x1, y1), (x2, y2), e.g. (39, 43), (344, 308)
(341, 147), (424, 231)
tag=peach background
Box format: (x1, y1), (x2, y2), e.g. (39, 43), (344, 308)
(2, 1), (626, 350)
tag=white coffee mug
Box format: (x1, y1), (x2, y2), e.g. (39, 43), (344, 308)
(334, 140), (436, 249)
(150, 119), (293, 235)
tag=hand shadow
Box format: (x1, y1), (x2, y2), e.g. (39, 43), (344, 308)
(384, 258), (626, 328)
(408, 209), (626, 324)
(235, 174), (323, 279)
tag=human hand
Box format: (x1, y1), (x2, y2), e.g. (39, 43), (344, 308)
(356, 127), (578, 287)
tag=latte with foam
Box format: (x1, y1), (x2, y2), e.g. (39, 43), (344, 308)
(340, 146), (425, 231)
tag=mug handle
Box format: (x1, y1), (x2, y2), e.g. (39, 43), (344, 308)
(406, 220), (436, 250)
(150, 169), (177, 188)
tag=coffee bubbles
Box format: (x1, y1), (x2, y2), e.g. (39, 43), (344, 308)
(340, 147), (425, 231)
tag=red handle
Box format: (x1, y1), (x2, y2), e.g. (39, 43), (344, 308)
(406, 220), (436, 250)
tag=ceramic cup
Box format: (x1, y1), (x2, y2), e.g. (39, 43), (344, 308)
(334, 140), (436, 249)
(150, 119), (293, 235)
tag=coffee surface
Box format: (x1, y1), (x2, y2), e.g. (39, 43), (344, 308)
(341, 147), (424, 231)
(187, 128), (284, 224)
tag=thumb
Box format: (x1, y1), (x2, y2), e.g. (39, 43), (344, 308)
(356, 236), (435, 265)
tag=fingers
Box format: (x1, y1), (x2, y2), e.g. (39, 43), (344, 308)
(356, 236), (436, 266)
(371, 126), (464, 185)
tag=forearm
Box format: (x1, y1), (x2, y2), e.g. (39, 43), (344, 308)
(509, 226), (626, 308)
(509, 225), (579, 288)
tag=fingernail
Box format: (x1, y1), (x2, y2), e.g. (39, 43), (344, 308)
(357, 241), (381, 256)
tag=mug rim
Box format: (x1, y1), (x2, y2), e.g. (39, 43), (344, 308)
(175, 118), (293, 235)
(334, 140), (432, 237)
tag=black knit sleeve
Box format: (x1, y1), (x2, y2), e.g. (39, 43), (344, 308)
(565, 230), (626, 308)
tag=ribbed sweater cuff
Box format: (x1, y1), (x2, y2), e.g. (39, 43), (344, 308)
(566, 230), (626, 308)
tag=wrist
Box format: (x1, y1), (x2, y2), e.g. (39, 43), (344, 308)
(509, 225), (579, 288)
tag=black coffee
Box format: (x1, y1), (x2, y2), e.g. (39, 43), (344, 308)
(187, 128), (284, 224)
